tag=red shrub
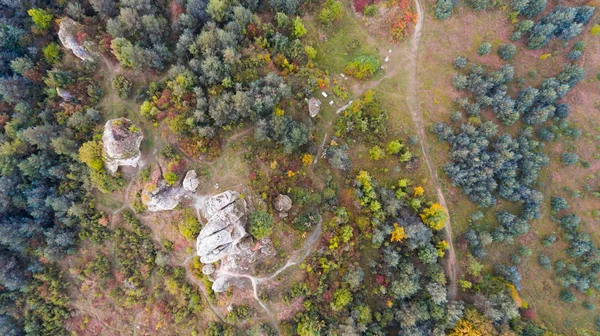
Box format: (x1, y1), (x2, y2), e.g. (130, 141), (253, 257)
(520, 308), (536, 320)
(354, 0), (374, 12)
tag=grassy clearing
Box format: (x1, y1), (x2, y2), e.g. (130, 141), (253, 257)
(305, 1), (380, 74)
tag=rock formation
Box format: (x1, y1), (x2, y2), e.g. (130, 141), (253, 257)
(143, 182), (184, 212)
(196, 191), (248, 264)
(183, 170), (199, 192)
(274, 194), (292, 218)
(58, 18), (94, 62)
(195, 191), (276, 293)
(102, 118), (143, 175)
(308, 97), (321, 118)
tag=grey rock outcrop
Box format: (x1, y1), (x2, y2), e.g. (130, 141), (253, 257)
(143, 183), (184, 212)
(274, 194), (292, 212)
(202, 264), (216, 275)
(58, 18), (94, 62)
(183, 170), (199, 192)
(196, 191), (248, 264)
(102, 118), (143, 175)
(56, 88), (73, 101)
(308, 98), (321, 118)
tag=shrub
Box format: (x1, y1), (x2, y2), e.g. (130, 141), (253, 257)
(386, 140), (403, 154)
(79, 141), (104, 171)
(450, 111), (462, 122)
(512, 0), (546, 17)
(591, 24), (600, 36)
(420, 204), (447, 230)
(369, 145), (385, 160)
(468, 0), (490, 11)
(112, 75), (133, 99)
(550, 196), (569, 212)
(478, 42), (492, 56)
(178, 213), (201, 240)
(43, 43), (61, 64)
(561, 152), (579, 165)
(331, 288), (352, 311)
(498, 44), (517, 60)
(344, 55), (381, 79)
(164, 172), (178, 185)
(434, 0), (454, 20)
(560, 289), (576, 303)
(318, 0), (343, 26)
(568, 50), (582, 61)
(573, 41), (586, 51)
(541, 234), (557, 246)
(364, 4), (379, 17)
(453, 56), (467, 69)
(292, 17), (307, 37)
(249, 211), (274, 239)
(518, 245), (532, 257)
(538, 254), (551, 270)
(305, 46), (317, 59)
(28, 8), (53, 31)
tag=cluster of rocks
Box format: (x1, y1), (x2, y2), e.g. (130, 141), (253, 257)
(102, 118), (143, 176)
(58, 18), (94, 62)
(196, 191), (276, 292)
(143, 169), (200, 212)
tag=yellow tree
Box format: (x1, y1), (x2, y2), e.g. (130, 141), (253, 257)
(390, 223), (406, 242)
(420, 203), (447, 230)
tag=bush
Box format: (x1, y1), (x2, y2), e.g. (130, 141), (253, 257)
(453, 56), (467, 69)
(28, 8), (53, 31)
(112, 75), (133, 99)
(363, 4), (379, 17)
(164, 172), (178, 185)
(498, 44), (517, 60)
(43, 43), (61, 64)
(591, 24), (600, 36)
(561, 152), (579, 165)
(551, 196), (569, 212)
(369, 146), (385, 160)
(178, 213), (201, 240)
(318, 0), (343, 26)
(538, 254), (551, 270)
(541, 234), (557, 246)
(478, 42), (492, 56)
(249, 211), (274, 239)
(435, 0), (454, 20)
(560, 289), (576, 303)
(331, 288), (352, 311)
(344, 55), (381, 79)
(568, 50), (582, 61)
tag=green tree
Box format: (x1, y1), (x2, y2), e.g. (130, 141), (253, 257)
(293, 17), (307, 37)
(478, 42), (492, 56)
(79, 141), (104, 171)
(331, 288), (352, 311)
(112, 75), (132, 99)
(249, 211), (274, 239)
(164, 172), (178, 185)
(369, 145), (385, 160)
(28, 8), (53, 31)
(43, 43), (61, 64)
(178, 213), (201, 240)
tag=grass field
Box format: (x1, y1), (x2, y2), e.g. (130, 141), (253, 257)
(417, 0), (600, 332)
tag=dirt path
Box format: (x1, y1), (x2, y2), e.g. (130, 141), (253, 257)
(405, 0), (458, 300)
(213, 215), (323, 334)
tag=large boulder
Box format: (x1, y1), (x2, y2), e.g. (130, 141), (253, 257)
(308, 98), (321, 118)
(102, 118), (143, 175)
(58, 18), (93, 62)
(196, 191), (248, 264)
(274, 194), (292, 212)
(183, 170), (199, 192)
(143, 183), (184, 212)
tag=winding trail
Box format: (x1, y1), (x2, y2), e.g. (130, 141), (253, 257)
(213, 215), (323, 334)
(405, 0), (458, 300)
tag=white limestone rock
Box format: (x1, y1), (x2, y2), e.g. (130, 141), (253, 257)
(202, 264), (216, 275)
(183, 170), (199, 192)
(102, 118), (143, 175)
(274, 194), (292, 212)
(308, 98), (321, 118)
(58, 18), (94, 62)
(143, 184), (183, 212)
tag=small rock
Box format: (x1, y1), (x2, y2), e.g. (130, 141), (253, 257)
(183, 170), (199, 192)
(202, 264), (216, 275)
(336, 100), (353, 115)
(384, 56), (390, 63)
(56, 88), (73, 100)
(388, 48), (392, 53)
(321, 91), (328, 98)
(308, 98), (321, 118)
(274, 194), (292, 212)
(214, 183), (219, 189)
